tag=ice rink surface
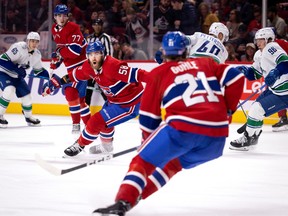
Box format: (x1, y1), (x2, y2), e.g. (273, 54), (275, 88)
(1, 114), (288, 216)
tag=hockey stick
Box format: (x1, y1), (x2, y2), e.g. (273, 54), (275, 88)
(236, 84), (266, 134)
(35, 146), (138, 176)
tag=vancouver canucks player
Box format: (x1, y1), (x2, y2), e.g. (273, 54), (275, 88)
(0, 32), (49, 128)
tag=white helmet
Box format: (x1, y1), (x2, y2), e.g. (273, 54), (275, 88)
(254, 27), (275, 42)
(27, 32), (40, 41)
(209, 22), (229, 43)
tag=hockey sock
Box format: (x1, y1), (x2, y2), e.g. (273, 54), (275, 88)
(141, 158), (182, 199)
(116, 155), (155, 207)
(78, 112), (107, 145)
(65, 87), (81, 124)
(0, 86), (15, 114)
(21, 95), (33, 117)
(80, 97), (91, 124)
(100, 127), (115, 144)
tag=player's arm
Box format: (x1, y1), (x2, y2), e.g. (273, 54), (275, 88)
(0, 53), (26, 78)
(139, 72), (163, 141)
(57, 27), (86, 60)
(265, 55), (288, 86)
(217, 64), (245, 114)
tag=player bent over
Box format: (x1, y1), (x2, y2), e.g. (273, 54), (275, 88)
(230, 27), (288, 151)
(42, 41), (149, 156)
(0, 32), (49, 128)
(92, 31), (244, 215)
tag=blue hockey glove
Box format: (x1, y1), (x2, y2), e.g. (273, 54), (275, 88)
(154, 50), (163, 64)
(236, 65), (255, 80)
(17, 66), (27, 78)
(265, 69), (280, 86)
(42, 74), (62, 96)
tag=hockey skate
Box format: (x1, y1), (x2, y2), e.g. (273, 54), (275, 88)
(72, 123), (81, 134)
(0, 115), (8, 128)
(64, 140), (85, 156)
(229, 130), (262, 151)
(92, 200), (131, 216)
(89, 142), (113, 154)
(25, 116), (41, 126)
(272, 116), (288, 132)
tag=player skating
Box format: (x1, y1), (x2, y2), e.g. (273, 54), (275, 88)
(45, 4), (90, 134)
(230, 27), (288, 151)
(0, 32), (48, 128)
(92, 31), (244, 216)
(42, 41), (149, 156)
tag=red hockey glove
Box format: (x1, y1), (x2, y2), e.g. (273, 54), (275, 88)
(50, 50), (63, 70)
(42, 74), (62, 96)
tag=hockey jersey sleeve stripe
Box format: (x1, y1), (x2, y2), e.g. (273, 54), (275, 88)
(139, 115), (162, 133)
(128, 68), (138, 83)
(67, 44), (82, 56)
(220, 67), (244, 87)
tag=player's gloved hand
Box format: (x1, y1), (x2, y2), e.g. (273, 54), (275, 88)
(154, 50), (163, 64)
(236, 65), (255, 80)
(17, 65), (27, 78)
(42, 74), (62, 96)
(265, 69), (280, 86)
(50, 51), (63, 70)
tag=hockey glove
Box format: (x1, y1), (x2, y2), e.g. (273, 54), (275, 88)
(17, 65), (27, 78)
(236, 66), (255, 80)
(265, 69), (280, 86)
(42, 74), (62, 96)
(50, 51), (63, 70)
(154, 50), (163, 64)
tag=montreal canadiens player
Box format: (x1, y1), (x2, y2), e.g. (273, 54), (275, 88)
(44, 4), (90, 134)
(42, 40), (149, 156)
(92, 31), (244, 216)
(230, 27), (288, 151)
(0, 32), (49, 128)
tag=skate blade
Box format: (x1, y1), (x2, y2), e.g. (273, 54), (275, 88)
(27, 123), (41, 127)
(0, 125), (8, 129)
(229, 145), (249, 151)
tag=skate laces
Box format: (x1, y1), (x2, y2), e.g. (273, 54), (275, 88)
(234, 134), (248, 144)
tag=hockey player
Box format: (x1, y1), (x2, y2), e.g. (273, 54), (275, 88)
(42, 40), (149, 156)
(48, 4), (90, 134)
(92, 31), (244, 215)
(0, 31), (48, 128)
(154, 22), (229, 64)
(230, 27), (288, 151)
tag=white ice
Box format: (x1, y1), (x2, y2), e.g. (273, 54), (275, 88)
(1, 114), (288, 216)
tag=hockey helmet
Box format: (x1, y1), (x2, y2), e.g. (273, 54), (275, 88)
(255, 27), (275, 42)
(86, 41), (105, 54)
(27, 32), (40, 41)
(209, 22), (229, 43)
(162, 31), (187, 56)
(54, 4), (69, 15)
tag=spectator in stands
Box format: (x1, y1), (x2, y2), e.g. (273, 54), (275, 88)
(238, 0), (254, 26)
(149, 0), (173, 53)
(67, 0), (84, 23)
(125, 8), (149, 57)
(112, 37), (123, 60)
(226, 9), (242, 41)
(169, 0), (199, 35)
(218, 0), (232, 22)
(267, 6), (287, 39)
(247, 7), (262, 38)
(240, 43), (256, 62)
(225, 42), (239, 62)
(121, 43), (148, 60)
(5, 9), (24, 33)
(85, 0), (104, 22)
(31, 0), (48, 30)
(198, 2), (219, 34)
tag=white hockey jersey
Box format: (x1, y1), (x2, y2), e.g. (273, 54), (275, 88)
(186, 32), (228, 63)
(252, 42), (288, 95)
(0, 41), (43, 78)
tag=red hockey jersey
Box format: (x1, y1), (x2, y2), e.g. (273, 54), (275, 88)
(69, 56), (148, 107)
(52, 21), (87, 70)
(139, 57), (244, 137)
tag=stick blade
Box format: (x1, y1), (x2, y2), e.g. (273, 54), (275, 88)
(34, 153), (62, 176)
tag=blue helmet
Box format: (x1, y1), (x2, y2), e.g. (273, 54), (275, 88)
(54, 4), (69, 15)
(162, 31), (187, 56)
(86, 41), (105, 54)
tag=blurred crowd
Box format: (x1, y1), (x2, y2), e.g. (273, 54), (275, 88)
(0, 0), (288, 61)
